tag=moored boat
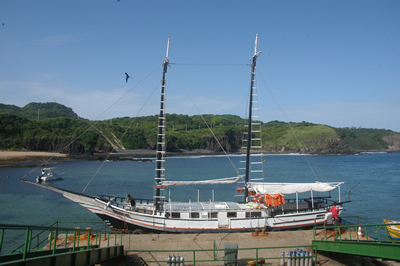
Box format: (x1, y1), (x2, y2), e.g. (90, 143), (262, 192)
(23, 35), (350, 233)
(384, 219), (400, 239)
(36, 167), (63, 183)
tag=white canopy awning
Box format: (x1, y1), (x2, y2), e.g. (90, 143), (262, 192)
(161, 176), (243, 187)
(248, 181), (344, 195)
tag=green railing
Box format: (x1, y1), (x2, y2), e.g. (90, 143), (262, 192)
(0, 223), (123, 264)
(126, 244), (317, 265)
(313, 216), (400, 243)
(3, 220), (110, 255)
(313, 216), (400, 261)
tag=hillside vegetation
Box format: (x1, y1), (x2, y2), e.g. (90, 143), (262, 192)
(0, 102), (78, 120)
(1, 102), (399, 154)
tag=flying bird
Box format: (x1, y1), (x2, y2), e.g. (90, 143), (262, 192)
(125, 72), (131, 83)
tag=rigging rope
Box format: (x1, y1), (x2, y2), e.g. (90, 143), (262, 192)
(21, 65), (161, 183)
(258, 65), (329, 183)
(168, 65), (241, 177)
(172, 63), (248, 66)
(82, 69), (163, 193)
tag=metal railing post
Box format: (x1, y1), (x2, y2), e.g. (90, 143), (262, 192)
(384, 224), (390, 241)
(364, 225), (368, 240)
(77, 229), (81, 247)
(0, 228), (4, 253)
(87, 230), (91, 248)
(72, 228), (77, 252)
(52, 229), (57, 255)
(213, 240), (216, 260)
(22, 228), (29, 260)
(314, 248), (318, 266)
(98, 231), (101, 247)
(256, 248), (259, 265)
(64, 231), (68, 248)
(376, 225), (381, 243)
(27, 229), (32, 253)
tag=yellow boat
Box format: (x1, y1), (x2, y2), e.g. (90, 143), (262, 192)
(383, 219), (400, 239)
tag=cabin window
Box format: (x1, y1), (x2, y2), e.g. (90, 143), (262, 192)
(171, 212), (181, 218)
(190, 212), (199, 218)
(208, 212), (218, 218)
(246, 212), (261, 218)
(227, 212), (237, 218)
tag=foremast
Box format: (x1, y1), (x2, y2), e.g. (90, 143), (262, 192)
(243, 35), (262, 202)
(154, 39), (170, 213)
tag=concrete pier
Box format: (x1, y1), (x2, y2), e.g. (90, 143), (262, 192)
(98, 229), (399, 266)
(123, 230), (312, 265)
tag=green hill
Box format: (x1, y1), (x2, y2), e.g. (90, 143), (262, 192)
(1, 102), (399, 154)
(0, 102), (78, 120)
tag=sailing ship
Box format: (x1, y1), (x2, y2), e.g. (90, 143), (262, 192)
(23, 36), (350, 233)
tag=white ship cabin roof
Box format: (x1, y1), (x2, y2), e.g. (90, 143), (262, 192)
(248, 181), (344, 195)
(161, 176), (242, 187)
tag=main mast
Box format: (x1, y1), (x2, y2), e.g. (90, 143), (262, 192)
(154, 38), (170, 213)
(244, 35), (262, 202)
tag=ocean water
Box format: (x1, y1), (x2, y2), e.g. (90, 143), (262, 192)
(1, 152), (400, 230)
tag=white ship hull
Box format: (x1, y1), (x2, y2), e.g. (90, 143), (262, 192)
(63, 190), (335, 233)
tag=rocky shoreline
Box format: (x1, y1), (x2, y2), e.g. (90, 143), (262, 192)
(1, 148), (393, 166)
(68, 149), (228, 161)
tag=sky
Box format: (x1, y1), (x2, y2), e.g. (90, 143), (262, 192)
(1, 0), (399, 132)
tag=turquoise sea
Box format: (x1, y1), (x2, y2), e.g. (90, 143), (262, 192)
(1, 152), (400, 230)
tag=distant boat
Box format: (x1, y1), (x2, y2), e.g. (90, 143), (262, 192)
(25, 35), (350, 233)
(36, 167), (63, 182)
(384, 219), (400, 239)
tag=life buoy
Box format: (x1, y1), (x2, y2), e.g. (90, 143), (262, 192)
(254, 194), (261, 203)
(237, 186), (244, 193)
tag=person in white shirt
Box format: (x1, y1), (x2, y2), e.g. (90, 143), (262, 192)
(324, 209), (333, 227)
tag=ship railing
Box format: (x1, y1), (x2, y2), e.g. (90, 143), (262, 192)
(0, 222), (122, 260)
(125, 244), (317, 266)
(274, 196), (345, 214)
(99, 195), (155, 205)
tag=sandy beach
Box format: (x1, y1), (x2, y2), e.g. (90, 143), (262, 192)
(0, 151), (68, 161)
(0, 149), (217, 164)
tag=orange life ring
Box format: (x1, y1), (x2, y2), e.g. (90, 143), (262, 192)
(254, 194), (261, 203)
(237, 186), (244, 193)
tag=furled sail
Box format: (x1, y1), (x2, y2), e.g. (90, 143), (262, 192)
(161, 176), (243, 187)
(248, 181), (344, 195)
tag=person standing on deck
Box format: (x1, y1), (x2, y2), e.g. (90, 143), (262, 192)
(330, 204), (339, 223)
(126, 194), (136, 210)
